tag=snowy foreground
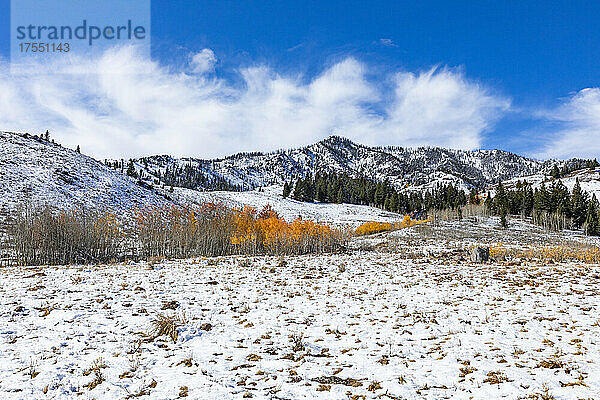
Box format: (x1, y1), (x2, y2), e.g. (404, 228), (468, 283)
(1, 233), (600, 400)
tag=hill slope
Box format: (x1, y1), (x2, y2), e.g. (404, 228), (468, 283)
(0, 131), (170, 223)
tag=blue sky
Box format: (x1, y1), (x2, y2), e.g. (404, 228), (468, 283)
(0, 1), (599, 159)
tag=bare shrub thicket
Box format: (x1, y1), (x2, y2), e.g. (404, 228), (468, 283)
(8, 203), (348, 265)
(10, 206), (121, 266)
(532, 210), (573, 232)
(136, 204), (236, 258)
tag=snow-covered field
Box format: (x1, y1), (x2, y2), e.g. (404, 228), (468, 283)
(2, 221), (599, 399)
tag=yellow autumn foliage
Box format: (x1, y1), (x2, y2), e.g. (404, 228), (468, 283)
(354, 215), (429, 236)
(490, 243), (600, 264)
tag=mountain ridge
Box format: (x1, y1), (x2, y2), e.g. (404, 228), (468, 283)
(134, 135), (571, 192)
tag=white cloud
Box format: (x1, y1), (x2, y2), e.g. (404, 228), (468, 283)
(190, 48), (217, 74)
(379, 38), (397, 47)
(535, 88), (600, 159)
(0, 46), (510, 159)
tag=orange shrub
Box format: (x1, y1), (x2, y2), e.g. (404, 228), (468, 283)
(230, 206), (347, 255)
(354, 215), (429, 236)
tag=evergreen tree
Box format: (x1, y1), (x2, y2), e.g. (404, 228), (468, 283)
(494, 182), (508, 213)
(282, 181), (292, 198)
(522, 185), (534, 217)
(384, 195), (391, 211)
(76, 145), (81, 153)
(336, 187), (344, 204)
(570, 178), (588, 228)
(301, 174), (315, 202)
(389, 192), (398, 213)
(374, 183), (385, 207)
(292, 179), (303, 200)
(500, 206), (508, 228)
(551, 164), (560, 179)
(550, 181), (571, 217)
(534, 183), (550, 212)
(316, 180), (327, 203)
(584, 195), (600, 236)
(126, 160), (138, 178)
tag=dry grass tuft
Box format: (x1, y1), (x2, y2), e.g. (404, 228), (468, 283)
(536, 357), (563, 369)
(178, 386), (188, 397)
(149, 313), (181, 343)
(83, 358), (106, 390)
(483, 370), (511, 384)
(290, 332), (305, 352)
(367, 381), (382, 392)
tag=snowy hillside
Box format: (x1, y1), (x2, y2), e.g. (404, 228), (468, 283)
(135, 136), (566, 193)
(0, 131), (170, 224)
(499, 168), (600, 199)
(0, 132), (405, 229)
(170, 185), (403, 227)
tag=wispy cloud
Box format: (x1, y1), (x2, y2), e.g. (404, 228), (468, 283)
(379, 38), (397, 47)
(0, 46), (510, 158)
(535, 88), (600, 159)
(190, 49), (217, 74)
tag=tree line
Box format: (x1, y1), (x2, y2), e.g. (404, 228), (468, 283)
(104, 159), (243, 192)
(550, 159), (599, 179)
(282, 173), (467, 215)
(486, 179), (600, 235)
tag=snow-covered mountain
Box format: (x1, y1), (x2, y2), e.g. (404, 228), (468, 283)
(136, 135), (562, 192)
(0, 131), (170, 225)
(2, 131), (594, 229)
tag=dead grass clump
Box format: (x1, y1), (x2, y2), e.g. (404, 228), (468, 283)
(377, 355), (389, 365)
(483, 371), (511, 384)
(529, 384), (556, 400)
(367, 381), (382, 392)
(83, 358), (106, 390)
(149, 313), (181, 343)
(177, 355), (196, 367)
(316, 384), (331, 392)
(560, 374), (587, 387)
(536, 358), (564, 369)
(161, 300), (179, 310)
(178, 386), (188, 397)
(459, 366), (477, 377)
(290, 332), (305, 352)
(27, 359), (39, 379)
(247, 354), (262, 361)
(311, 376), (363, 387)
